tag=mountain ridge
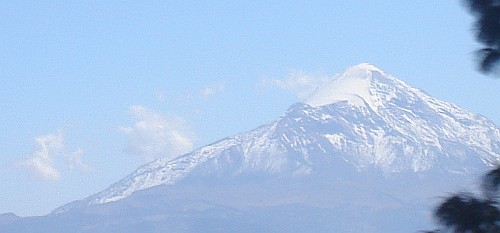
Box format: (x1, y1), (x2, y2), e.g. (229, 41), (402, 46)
(54, 63), (500, 214)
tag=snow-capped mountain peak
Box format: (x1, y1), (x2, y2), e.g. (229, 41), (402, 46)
(305, 63), (397, 110)
(54, 64), (500, 213)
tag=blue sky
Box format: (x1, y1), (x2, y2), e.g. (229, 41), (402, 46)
(1, 1), (499, 216)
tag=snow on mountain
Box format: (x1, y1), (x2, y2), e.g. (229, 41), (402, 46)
(305, 63), (385, 108)
(54, 63), (500, 213)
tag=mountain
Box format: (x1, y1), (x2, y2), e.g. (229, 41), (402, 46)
(3, 63), (500, 233)
(57, 63), (500, 210)
(0, 213), (19, 225)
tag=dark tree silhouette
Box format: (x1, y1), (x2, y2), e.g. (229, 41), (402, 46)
(425, 166), (500, 233)
(463, 0), (500, 74)
(434, 194), (499, 232)
(423, 2), (500, 232)
(482, 166), (500, 200)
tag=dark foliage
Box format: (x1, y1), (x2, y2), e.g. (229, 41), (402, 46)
(425, 166), (500, 233)
(482, 166), (500, 200)
(463, 0), (500, 74)
(434, 194), (499, 232)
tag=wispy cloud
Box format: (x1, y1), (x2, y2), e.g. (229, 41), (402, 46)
(154, 89), (166, 103)
(18, 130), (88, 181)
(121, 105), (196, 162)
(20, 131), (63, 180)
(66, 148), (90, 172)
(262, 71), (331, 99)
(201, 84), (225, 98)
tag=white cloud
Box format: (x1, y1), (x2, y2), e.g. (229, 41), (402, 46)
(262, 71), (331, 100)
(66, 148), (90, 172)
(201, 84), (224, 98)
(18, 130), (90, 181)
(154, 89), (166, 103)
(121, 105), (196, 162)
(20, 131), (64, 181)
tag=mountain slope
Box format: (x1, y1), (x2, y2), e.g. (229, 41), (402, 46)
(3, 63), (500, 233)
(54, 63), (500, 214)
(0, 213), (19, 226)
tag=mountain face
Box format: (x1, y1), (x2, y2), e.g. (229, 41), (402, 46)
(0, 213), (19, 226)
(3, 63), (500, 233)
(55, 63), (500, 212)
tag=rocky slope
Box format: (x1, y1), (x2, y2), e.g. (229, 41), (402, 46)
(54, 63), (500, 215)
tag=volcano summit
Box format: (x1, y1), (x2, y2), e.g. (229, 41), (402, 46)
(3, 64), (500, 233)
